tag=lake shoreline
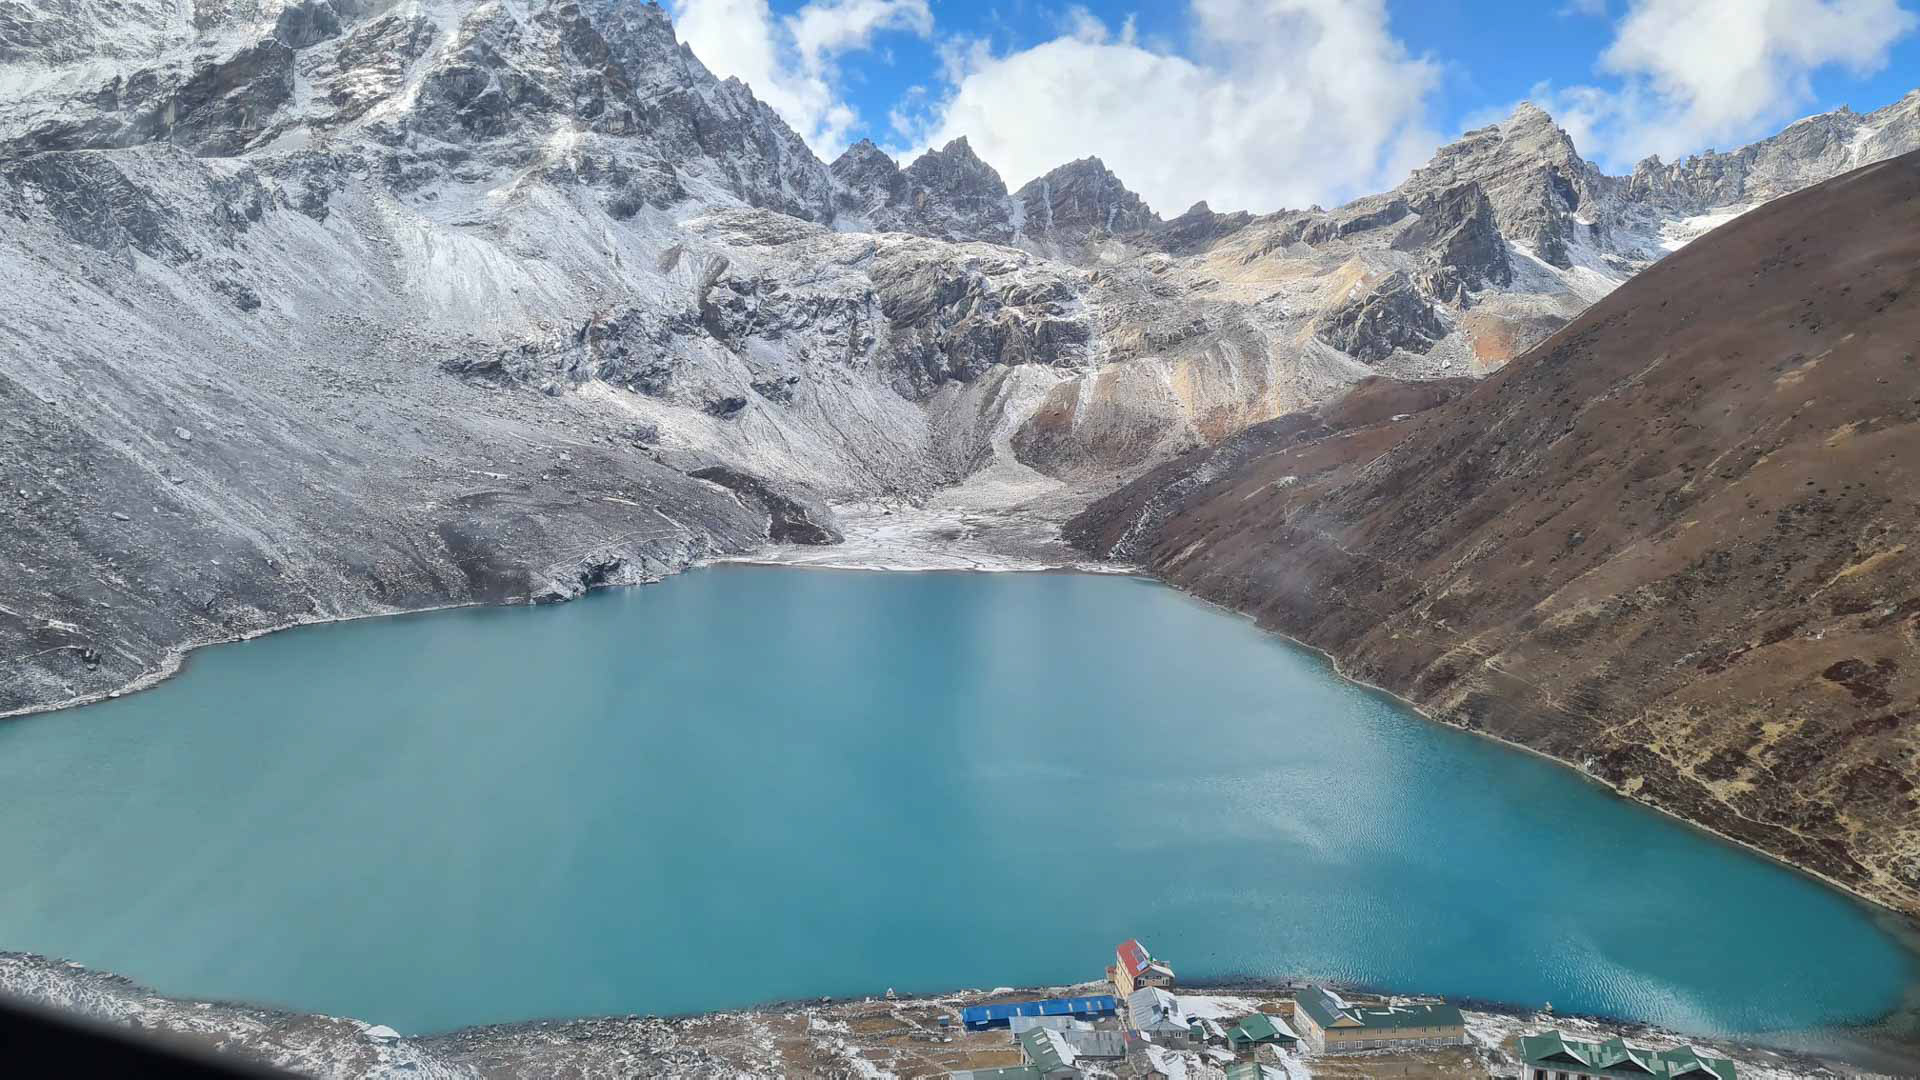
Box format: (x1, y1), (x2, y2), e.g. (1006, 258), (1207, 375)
(0, 486), (1095, 725)
(722, 548), (1920, 935)
(5, 517), (1917, 1061)
(0, 598), (493, 724)
(2, 951), (1912, 1078)
(18, 486), (1904, 933)
(1155, 573), (1920, 931)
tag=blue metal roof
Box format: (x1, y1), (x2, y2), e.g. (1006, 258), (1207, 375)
(961, 995), (1118, 1029)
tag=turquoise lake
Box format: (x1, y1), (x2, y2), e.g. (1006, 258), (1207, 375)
(0, 567), (1913, 1036)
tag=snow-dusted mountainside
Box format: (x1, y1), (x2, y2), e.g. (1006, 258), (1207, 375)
(0, 0), (1915, 715)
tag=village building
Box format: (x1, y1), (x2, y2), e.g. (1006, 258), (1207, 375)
(1254, 1042), (1298, 1068)
(962, 996), (1118, 1031)
(1291, 984), (1466, 1053)
(1059, 1029), (1128, 1060)
(1007, 1015), (1093, 1037)
(1516, 1030), (1738, 1079)
(1111, 939), (1176, 998)
(1225, 1011), (1298, 1051)
(1224, 1064), (1291, 1080)
(1125, 987), (1194, 1041)
(1189, 1016), (1228, 1045)
(948, 1068), (1041, 1080)
(1016, 1028), (1087, 1080)
(1125, 1042), (1193, 1080)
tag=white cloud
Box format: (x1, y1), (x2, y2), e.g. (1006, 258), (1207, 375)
(1538, 0), (1918, 168)
(887, 0), (1441, 215)
(788, 0), (933, 68)
(1559, 0), (1609, 16)
(672, 0), (932, 160)
(1054, 4), (1118, 42)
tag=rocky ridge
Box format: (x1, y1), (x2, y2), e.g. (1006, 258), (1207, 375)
(1068, 151), (1920, 916)
(831, 135), (1016, 243)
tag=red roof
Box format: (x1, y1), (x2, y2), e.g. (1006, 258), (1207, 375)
(1116, 939), (1151, 978)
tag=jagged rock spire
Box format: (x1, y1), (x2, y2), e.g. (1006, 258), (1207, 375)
(1013, 156), (1159, 242)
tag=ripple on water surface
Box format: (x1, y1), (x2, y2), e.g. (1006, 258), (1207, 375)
(0, 568), (1913, 1034)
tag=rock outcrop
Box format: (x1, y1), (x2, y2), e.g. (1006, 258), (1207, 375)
(1151, 200), (1255, 254)
(1012, 156), (1159, 259)
(1401, 102), (1604, 268)
(831, 136), (1015, 243)
(1068, 151), (1920, 916)
(898, 136), (1015, 243)
(1315, 270), (1448, 362)
(829, 138), (913, 224)
(688, 465), (843, 545)
(1397, 182), (1512, 301)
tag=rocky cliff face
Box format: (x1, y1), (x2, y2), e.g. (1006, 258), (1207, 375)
(1398, 102), (1606, 269)
(1011, 155), (1159, 260)
(828, 137), (911, 223)
(1397, 93), (1920, 271)
(830, 135), (1015, 243)
(1068, 152), (1920, 915)
(1, 0), (1916, 721)
(1627, 91), (1920, 217)
(4, 0), (844, 215)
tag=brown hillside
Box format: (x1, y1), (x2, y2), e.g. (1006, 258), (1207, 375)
(1070, 151), (1920, 912)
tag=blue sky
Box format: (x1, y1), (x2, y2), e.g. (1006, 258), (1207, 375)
(669, 0), (1920, 214)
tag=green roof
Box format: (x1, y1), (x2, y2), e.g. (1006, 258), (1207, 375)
(1017, 1028), (1070, 1073)
(1516, 1030), (1737, 1079)
(1226, 1012), (1297, 1045)
(950, 1068), (1043, 1080)
(1295, 985), (1463, 1032)
(1224, 1064), (1289, 1080)
(1294, 986), (1340, 1029)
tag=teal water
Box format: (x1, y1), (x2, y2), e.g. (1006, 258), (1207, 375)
(0, 568), (1912, 1036)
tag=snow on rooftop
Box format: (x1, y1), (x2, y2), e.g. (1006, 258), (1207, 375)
(1041, 1027), (1077, 1066)
(1144, 1044), (1188, 1080)
(1174, 993), (1257, 1020)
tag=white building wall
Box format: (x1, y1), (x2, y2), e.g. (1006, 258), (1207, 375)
(1295, 1011), (1325, 1053)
